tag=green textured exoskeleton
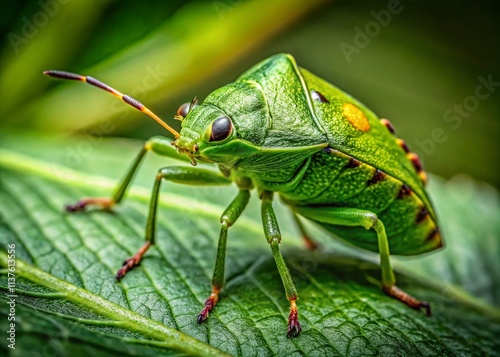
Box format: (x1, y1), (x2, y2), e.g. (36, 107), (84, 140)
(44, 54), (442, 338)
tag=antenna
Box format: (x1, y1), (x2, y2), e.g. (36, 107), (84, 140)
(43, 70), (180, 139)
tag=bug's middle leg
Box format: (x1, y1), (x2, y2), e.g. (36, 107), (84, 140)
(262, 191), (302, 338)
(116, 165), (231, 280)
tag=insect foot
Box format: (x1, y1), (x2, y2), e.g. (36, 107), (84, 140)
(383, 285), (431, 317)
(115, 242), (151, 281)
(65, 197), (115, 212)
(287, 299), (302, 338)
(66, 201), (87, 212)
(197, 288), (220, 324)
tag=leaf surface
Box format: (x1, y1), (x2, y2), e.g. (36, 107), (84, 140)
(1, 136), (499, 356)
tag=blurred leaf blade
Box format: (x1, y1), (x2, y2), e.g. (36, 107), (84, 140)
(1, 135), (499, 356)
(10, 0), (328, 133)
(0, 0), (112, 120)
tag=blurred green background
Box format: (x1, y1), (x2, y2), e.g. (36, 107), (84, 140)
(1, 0), (499, 188)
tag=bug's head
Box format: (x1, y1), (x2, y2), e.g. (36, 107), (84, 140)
(173, 82), (268, 166)
(41, 70), (265, 167)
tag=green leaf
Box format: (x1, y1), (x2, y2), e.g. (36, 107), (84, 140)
(1, 135), (499, 356)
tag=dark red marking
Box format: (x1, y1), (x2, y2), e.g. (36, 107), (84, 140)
(426, 228), (439, 242)
(346, 157), (360, 168)
(416, 207), (429, 223)
(398, 184), (412, 199)
(409, 153), (423, 172)
(367, 169), (385, 186)
(123, 95), (144, 110)
(310, 90), (329, 103)
(380, 118), (395, 134)
(397, 139), (410, 153)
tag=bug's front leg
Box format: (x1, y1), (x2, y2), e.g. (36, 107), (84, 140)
(262, 191), (302, 338)
(197, 189), (251, 323)
(65, 136), (186, 212)
(115, 166), (231, 280)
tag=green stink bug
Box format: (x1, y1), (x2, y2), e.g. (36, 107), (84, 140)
(44, 53), (441, 338)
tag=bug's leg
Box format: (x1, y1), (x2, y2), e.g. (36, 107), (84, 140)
(293, 206), (431, 316)
(66, 136), (184, 212)
(116, 166), (231, 280)
(291, 211), (319, 250)
(262, 191), (302, 338)
(197, 189), (251, 324)
(376, 221), (432, 316)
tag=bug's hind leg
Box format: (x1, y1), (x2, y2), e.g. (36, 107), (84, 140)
(370, 213), (430, 315)
(66, 136), (182, 212)
(376, 220), (431, 315)
(293, 206), (431, 316)
(291, 211), (319, 250)
(382, 286), (430, 315)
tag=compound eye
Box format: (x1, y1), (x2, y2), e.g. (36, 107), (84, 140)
(176, 102), (191, 118)
(209, 116), (232, 142)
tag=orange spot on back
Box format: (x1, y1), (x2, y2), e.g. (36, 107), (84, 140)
(343, 103), (370, 132)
